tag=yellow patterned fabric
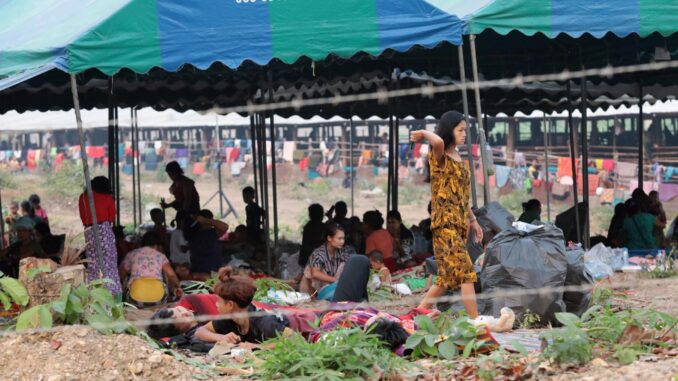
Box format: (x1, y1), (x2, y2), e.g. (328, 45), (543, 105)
(429, 153), (476, 289)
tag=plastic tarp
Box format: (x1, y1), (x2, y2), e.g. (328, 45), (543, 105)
(480, 223), (567, 324)
(467, 202), (515, 262)
(0, 0), (462, 91)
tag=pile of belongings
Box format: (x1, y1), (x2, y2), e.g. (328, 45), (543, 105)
(480, 222), (593, 324)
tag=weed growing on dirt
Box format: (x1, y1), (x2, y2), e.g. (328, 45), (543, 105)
(15, 279), (132, 334)
(520, 309), (542, 329)
(645, 247), (677, 279)
(247, 328), (408, 380)
(0, 171), (17, 189)
(41, 161), (85, 200)
(405, 312), (486, 360)
(475, 348), (525, 381)
(540, 305), (677, 366)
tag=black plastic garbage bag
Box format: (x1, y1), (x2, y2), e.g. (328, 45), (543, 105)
(467, 202), (516, 262)
(563, 247), (594, 316)
(480, 223), (567, 324)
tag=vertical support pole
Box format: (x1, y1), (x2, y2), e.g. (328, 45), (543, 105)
(543, 113), (551, 222)
(135, 108), (142, 224)
(393, 117), (399, 212)
(107, 77), (115, 199)
(269, 114), (279, 248)
(0, 186), (5, 249)
(387, 115), (393, 212)
(114, 107), (120, 226)
(580, 78), (590, 248)
(566, 81), (581, 244)
(215, 115), (224, 217)
(469, 35), (491, 205)
(349, 117), (355, 217)
(131, 108), (138, 227)
(70, 74), (105, 273)
(250, 115), (259, 206)
(638, 83), (644, 189)
(458, 45), (478, 208)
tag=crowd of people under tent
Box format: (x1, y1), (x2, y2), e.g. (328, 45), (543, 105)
(1, 110), (677, 355)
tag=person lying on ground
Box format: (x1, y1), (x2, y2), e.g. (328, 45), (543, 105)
(193, 272), (297, 345)
(369, 250), (391, 285)
(118, 232), (182, 304)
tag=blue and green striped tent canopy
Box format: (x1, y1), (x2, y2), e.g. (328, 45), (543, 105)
(429, 0), (678, 38)
(0, 0), (462, 91)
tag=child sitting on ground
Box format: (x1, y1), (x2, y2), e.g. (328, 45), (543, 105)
(369, 251), (392, 285)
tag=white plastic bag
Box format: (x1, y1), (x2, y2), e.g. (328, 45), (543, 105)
(266, 289), (311, 305)
(584, 243), (615, 279)
(388, 283), (412, 296)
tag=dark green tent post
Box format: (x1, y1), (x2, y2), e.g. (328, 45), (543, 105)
(469, 35), (491, 205)
(457, 45), (478, 208)
(638, 83), (644, 189)
(543, 112), (551, 222)
(70, 74), (105, 273)
(580, 78), (590, 248)
(566, 81), (582, 244)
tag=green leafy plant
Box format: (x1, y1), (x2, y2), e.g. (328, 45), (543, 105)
(520, 309), (542, 329)
(245, 328), (407, 380)
(405, 312), (485, 360)
(0, 272), (29, 311)
(646, 248), (677, 279)
(25, 265), (53, 281)
(253, 278), (295, 304)
(475, 348), (526, 381)
(15, 279), (132, 334)
(540, 312), (592, 365)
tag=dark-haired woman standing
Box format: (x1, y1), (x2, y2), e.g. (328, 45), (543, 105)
(78, 176), (122, 297)
(411, 111), (483, 316)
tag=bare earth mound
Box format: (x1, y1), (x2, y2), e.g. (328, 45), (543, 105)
(0, 326), (213, 381)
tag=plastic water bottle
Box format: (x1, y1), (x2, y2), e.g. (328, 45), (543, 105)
(656, 250), (667, 271)
(622, 248), (629, 266)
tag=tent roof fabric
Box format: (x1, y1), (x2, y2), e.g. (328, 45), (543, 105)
(0, 0), (462, 90)
(459, 0), (678, 38)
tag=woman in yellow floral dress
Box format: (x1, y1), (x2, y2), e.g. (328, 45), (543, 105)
(411, 111), (483, 317)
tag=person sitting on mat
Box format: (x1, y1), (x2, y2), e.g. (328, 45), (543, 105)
(300, 223), (352, 299)
(119, 232), (182, 306)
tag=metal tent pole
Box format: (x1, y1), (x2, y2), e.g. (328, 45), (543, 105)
(269, 113), (279, 248)
(543, 113), (551, 222)
(469, 35), (491, 205)
(250, 114), (259, 206)
(458, 45), (478, 208)
(0, 187), (5, 249)
(394, 116), (399, 212)
(566, 81), (581, 243)
(580, 78), (590, 248)
(215, 115), (223, 217)
(135, 108), (142, 224)
(114, 107), (120, 225)
(131, 108), (138, 227)
(107, 77), (115, 201)
(70, 74), (105, 273)
(349, 117), (355, 216)
(387, 116), (393, 212)
(638, 83), (644, 189)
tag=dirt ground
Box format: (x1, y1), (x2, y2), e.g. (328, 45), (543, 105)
(0, 274), (675, 381)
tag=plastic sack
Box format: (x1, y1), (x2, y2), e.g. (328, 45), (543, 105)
(480, 223), (567, 324)
(277, 252), (302, 280)
(584, 243), (619, 278)
(266, 289), (311, 305)
(388, 283), (412, 296)
(563, 247), (594, 316)
(467, 202), (516, 262)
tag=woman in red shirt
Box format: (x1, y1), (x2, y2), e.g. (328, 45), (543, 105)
(78, 176), (122, 297)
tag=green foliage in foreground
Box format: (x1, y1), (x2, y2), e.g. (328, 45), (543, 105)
(245, 328), (408, 381)
(15, 279), (133, 335)
(0, 272), (29, 310)
(540, 305), (677, 365)
(405, 312), (484, 360)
